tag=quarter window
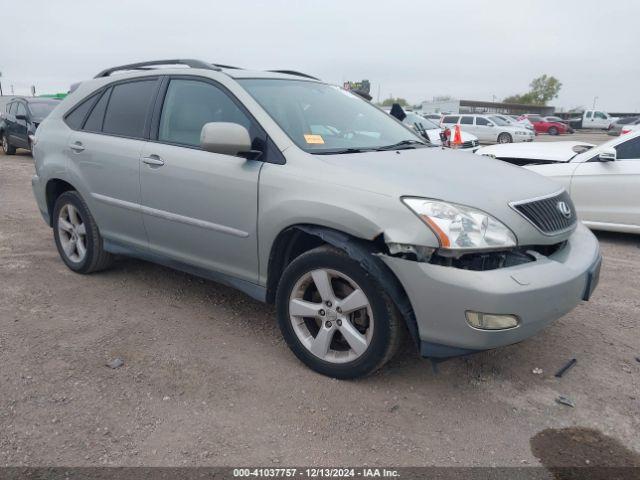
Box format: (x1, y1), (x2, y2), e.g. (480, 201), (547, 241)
(615, 136), (640, 160)
(102, 80), (157, 138)
(65, 94), (99, 130)
(84, 90), (111, 132)
(158, 79), (253, 148)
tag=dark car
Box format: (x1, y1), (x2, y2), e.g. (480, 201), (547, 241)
(0, 97), (60, 154)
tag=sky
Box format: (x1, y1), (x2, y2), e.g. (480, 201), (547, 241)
(1, 0), (639, 112)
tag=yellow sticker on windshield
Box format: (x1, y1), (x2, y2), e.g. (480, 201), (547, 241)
(304, 134), (325, 144)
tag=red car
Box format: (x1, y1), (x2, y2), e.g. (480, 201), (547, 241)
(518, 114), (569, 135)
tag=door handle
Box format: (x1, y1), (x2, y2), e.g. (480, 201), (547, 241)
(69, 142), (85, 152)
(142, 155), (165, 167)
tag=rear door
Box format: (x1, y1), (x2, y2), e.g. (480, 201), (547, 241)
(570, 135), (640, 226)
(139, 77), (264, 282)
(66, 78), (160, 250)
(458, 115), (476, 136)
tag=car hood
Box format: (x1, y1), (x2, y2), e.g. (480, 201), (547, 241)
(475, 141), (595, 163)
(318, 147), (569, 246)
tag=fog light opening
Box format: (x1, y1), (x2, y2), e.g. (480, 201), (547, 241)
(465, 311), (520, 330)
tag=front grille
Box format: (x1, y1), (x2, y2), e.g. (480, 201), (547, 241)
(461, 139), (479, 149)
(512, 191), (577, 235)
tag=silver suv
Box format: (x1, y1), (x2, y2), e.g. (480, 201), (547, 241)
(31, 59), (601, 378)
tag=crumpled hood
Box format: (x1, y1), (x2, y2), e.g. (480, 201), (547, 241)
(319, 147), (571, 244)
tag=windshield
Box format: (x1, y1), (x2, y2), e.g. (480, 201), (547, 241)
(489, 116), (510, 126)
(28, 101), (58, 118)
(238, 79), (424, 153)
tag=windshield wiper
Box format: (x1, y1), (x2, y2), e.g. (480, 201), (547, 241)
(375, 139), (428, 151)
(312, 148), (374, 155)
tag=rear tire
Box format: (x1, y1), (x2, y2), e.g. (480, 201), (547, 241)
(2, 133), (16, 155)
(497, 132), (512, 144)
(53, 191), (114, 274)
(548, 126), (559, 136)
(276, 245), (402, 379)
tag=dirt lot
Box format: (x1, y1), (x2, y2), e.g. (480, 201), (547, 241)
(0, 140), (638, 468)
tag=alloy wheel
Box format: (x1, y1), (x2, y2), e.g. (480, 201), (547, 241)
(2, 136), (7, 153)
(57, 204), (87, 263)
(289, 268), (373, 363)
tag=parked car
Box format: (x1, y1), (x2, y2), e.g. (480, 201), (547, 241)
(441, 114), (534, 143)
(620, 123), (640, 135)
(31, 59), (601, 378)
(476, 130), (640, 234)
(507, 115), (535, 132)
(568, 110), (618, 130)
(544, 116), (574, 134)
(420, 113), (443, 122)
(0, 97), (60, 154)
(491, 114), (535, 133)
(519, 114), (569, 135)
(608, 116), (640, 136)
(401, 111), (480, 151)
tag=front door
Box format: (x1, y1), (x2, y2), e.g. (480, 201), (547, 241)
(139, 78), (264, 282)
(13, 102), (29, 148)
(570, 135), (640, 226)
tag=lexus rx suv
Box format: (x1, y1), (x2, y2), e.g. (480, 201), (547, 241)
(31, 60), (601, 378)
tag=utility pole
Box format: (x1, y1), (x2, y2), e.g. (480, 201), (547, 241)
(0, 71), (3, 96)
(592, 96), (598, 110)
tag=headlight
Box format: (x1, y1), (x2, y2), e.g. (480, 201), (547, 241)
(402, 198), (517, 250)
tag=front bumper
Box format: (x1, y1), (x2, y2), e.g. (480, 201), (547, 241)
(382, 223), (601, 357)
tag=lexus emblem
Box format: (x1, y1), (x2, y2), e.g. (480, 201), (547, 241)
(557, 201), (572, 218)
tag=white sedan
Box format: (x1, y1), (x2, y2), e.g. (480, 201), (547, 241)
(476, 131), (640, 234)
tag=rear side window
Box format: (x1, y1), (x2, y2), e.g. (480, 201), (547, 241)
(84, 90), (111, 132)
(158, 79), (253, 147)
(65, 94), (99, 130)
(102, 80), (157, 138)
(442, 116), (459, 124)
(460, 116), (473, 125)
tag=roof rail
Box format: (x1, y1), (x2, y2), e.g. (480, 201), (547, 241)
(94, 59), (221, 78)
(213, 63), (243, 70)
(268, 70), (319, 80)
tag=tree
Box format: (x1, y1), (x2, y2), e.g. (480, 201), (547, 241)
(504, 75), (562, 105)
(380, 97), (408, 107)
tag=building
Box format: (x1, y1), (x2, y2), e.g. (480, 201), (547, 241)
(421, 99), (554, 116)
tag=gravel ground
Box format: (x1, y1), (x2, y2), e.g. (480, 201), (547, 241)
(0, 144), (638, 468)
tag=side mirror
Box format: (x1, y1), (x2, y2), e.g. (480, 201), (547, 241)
(16, 114), (27, 121)
(597, 147), (616, 162)
(200, 122), (255, 157)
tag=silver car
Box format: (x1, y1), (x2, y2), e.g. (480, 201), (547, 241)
(31, 59), (601, 378)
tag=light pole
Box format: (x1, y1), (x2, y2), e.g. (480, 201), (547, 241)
(592, 96), (598, 110)
(0, 71), (3, 96)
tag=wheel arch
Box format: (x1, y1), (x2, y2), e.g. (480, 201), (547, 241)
(45, 178), (78, 225)
(266, 224), (420, 348)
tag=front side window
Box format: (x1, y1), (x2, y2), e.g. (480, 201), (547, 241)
(16, 103), (27, 118)
(158, 79), (253, 147)
(102, 80), (157, 138)
(594, 111), (607, 119)
(615, 136), (640, 160)
(238, 79), (424, 153)
(528, 115), (543, 122)
(476, 117), (491, 126)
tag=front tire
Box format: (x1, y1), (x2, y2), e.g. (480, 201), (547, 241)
(548, 126), (559, 136)
(276, 246), (402, 379)
(2, 133), (16, 155)
(53, 191), (113, 274)
(497, 132), (512, 144)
